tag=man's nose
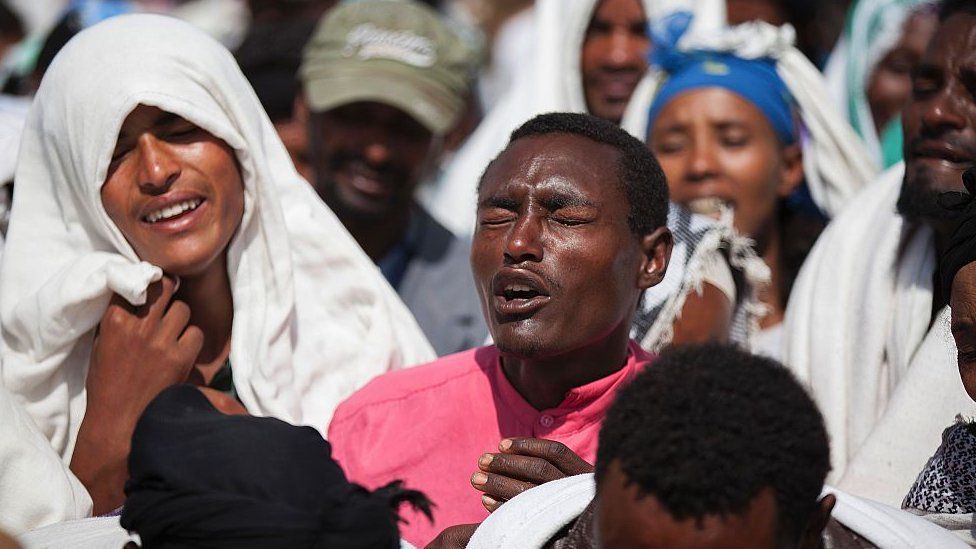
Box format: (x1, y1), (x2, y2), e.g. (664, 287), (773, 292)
(919, 86), (967, 135)
(136, 135), (180, 194)
(504, 215), (544, 263)
(604, 30), (645, 69)
(363, 141), (391, 165)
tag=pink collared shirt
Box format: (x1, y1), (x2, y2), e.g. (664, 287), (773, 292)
(328, 340), (653, 547)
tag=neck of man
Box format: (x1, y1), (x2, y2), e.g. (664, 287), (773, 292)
(500, 320), (633, 411)
(341, 206), (412, 262)
(176, 254), (234, 385)
(756, 221), (786, 329)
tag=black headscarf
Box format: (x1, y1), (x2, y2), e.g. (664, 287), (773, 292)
(121, 385), (429, 548)
(939, 167), (976, 300)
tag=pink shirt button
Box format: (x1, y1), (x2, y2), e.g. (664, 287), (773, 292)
(539, 414), (554, 428)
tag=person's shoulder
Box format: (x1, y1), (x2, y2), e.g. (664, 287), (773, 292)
(331, 346), (498, 424)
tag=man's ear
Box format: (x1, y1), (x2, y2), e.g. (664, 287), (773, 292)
(777, 142), (804, 198)
(637, 226), (673, 290)
(799, 494), (835, 549)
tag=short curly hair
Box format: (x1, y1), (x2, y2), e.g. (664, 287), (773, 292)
(596, 343), (830, 544)
(478, 112), (669, 235)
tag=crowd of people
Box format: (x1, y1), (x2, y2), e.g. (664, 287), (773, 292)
(0, 0), (973, 547)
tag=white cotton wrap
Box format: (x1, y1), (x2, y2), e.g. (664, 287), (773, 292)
(0, 385), (92, 534)
(0, 14), (435, 461)
(783, 163), (976, 493)
(422, 0), (726, 236)
(467, 474), (969, 548)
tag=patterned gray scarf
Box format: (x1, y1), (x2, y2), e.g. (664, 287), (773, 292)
(631, 204), (769, 352)
(903, 419), (976, 514)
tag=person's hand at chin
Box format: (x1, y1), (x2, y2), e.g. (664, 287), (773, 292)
(70, 276), (203, 514)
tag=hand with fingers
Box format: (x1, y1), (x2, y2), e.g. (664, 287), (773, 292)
(470, 438), (594, 512)
(70, 276), (204, 514)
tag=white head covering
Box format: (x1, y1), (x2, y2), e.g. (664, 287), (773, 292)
(0, 14), (435, 459)
(420, 0), (726, 236)
(627, 18), (878, 218)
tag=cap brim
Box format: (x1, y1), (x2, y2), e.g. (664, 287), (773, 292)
(304, 73), (456, 135)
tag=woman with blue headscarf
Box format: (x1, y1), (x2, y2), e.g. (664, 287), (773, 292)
(644, 17), (874, 358)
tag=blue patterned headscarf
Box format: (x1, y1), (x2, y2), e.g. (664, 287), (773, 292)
(646, 12), (797, 144)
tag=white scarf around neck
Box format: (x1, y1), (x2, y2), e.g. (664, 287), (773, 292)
(781, 163), (975, 483)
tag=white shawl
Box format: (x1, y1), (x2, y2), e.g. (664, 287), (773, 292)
(783, 164), (974, 485)
(623, 19), (877, 218)
(421, 0), (726, 236)
(838, 308), (976, 506)
(467, 474), (968, 548)
(0, 385), (91, 535)
(0, 14), (435, 460)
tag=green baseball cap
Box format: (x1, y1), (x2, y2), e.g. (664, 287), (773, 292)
(300, 0), (477, 135)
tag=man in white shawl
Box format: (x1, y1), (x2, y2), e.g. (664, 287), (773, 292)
(783, 0), (976, 505)
(0, 13), (434, 514)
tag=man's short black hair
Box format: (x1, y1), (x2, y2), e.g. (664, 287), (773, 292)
(596, 343), (830, 544)
(940, 0), (976, 20)
(479, 112), (669, 235)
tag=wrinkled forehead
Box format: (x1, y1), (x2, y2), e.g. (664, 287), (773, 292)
(923, 12), (976, 70)
(482, 135), (619, 194)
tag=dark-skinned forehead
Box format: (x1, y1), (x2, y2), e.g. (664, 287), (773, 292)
(480, 133), (623, 195)
(919, 11), (976, 70)
(117, 106), (186, 138)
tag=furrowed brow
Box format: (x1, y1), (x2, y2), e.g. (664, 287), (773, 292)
(540, 193), (595, 211)
(155, 112), (187, 129)
(479, 196), (519, 210)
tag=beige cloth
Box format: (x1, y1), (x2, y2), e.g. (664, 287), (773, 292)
(0, 386), (91, 535)
(785, 164), (976, 491)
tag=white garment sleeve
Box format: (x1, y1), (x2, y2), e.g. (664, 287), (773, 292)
(0, 386), (91, 535)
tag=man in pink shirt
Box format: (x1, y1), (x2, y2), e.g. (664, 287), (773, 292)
(328, 112), (674, 547)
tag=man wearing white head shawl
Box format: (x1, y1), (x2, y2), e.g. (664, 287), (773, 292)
(0, 13), (434, 514)
(783, 1), (976, 505)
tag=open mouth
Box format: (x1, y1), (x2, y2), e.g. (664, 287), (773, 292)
(686, 197), (731, 219)
(912, 142), (973, 166)
(492, 271), (552, 317)
(502, 284), (544, 301)
(143, 198), (203, 224)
